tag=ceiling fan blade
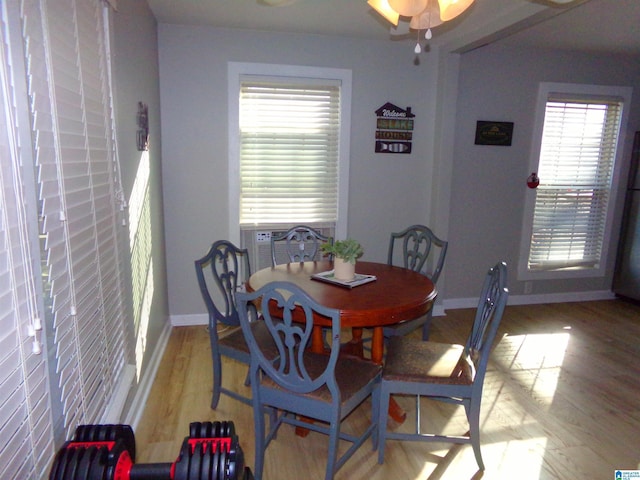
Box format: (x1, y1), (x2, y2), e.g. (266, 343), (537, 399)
(389, 20), (411, 36)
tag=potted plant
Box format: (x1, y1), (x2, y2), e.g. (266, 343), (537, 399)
(321, 238), (364, 281)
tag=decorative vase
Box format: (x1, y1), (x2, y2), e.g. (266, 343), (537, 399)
(334, 257), (356, 281)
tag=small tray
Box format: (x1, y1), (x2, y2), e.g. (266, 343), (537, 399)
(311, 270), (377, 288)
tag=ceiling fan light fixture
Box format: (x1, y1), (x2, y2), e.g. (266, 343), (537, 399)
(259, 0), (299, 6)
(368, 0), (401, 26)
(388, 0), (429, 17)
(437, 0), (474, 21)
(409, 1), (444, 30)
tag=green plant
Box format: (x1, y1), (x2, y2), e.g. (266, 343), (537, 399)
(321, 238), (363, 264)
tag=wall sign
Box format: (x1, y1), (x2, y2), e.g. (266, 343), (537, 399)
(374, 103), (414, 154)
(137, 102), (149, 151)
(474, 120), (514, 146)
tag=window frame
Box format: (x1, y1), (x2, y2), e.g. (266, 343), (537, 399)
(228, 62), (351, 244)
(518, 82), (632, 281)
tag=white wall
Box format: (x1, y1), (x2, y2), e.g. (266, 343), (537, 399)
(157, 25), (444, 318)
(448, 44), (640, 298)
(157, 24), (640, 319)
(109, 0), (171, 420)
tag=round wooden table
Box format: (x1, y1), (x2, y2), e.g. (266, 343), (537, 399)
(247, 260), (437, 365)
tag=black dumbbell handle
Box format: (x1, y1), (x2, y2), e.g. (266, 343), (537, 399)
(129, 462), (173, 479)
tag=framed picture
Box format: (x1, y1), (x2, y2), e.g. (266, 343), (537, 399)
(475, 121), (514, 146)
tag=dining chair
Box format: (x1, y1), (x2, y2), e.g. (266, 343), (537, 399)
(270, 224), (332, 266)
(377, 261), (508, 472)
(194, 240), (277, 409)
(385, 224), (448, 341)
(236, 281), (382, 480)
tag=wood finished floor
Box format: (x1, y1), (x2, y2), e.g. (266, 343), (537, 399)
(134, 299), (640, 479)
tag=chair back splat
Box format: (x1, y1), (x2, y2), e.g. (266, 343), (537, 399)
(270, 224), (332, 266)
(237, 281), (381, 480)
(377, 262), (508, 473)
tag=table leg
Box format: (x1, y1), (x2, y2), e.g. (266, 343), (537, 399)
(340, 327), (365, 358)
(311, 325), (325, 353)
(370, 327), (384, 364)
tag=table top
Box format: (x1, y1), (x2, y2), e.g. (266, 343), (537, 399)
(247, 260), (437, 328)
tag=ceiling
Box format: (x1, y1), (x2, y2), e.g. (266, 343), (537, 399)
(146, 0), (640, 56)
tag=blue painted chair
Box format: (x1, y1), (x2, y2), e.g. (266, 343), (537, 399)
(237, 281), (381, 480)
(194, 240), (276, 409)
(385, 224), (448, 341)
(377, 262), (508, 472)
(270, 224), (332, 265)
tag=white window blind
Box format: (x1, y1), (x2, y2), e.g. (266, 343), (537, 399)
(20, 0), (130, 442)
(239, 79), (340, 225)
(0, 6), (55, 477)
(528, 94), (623, 271)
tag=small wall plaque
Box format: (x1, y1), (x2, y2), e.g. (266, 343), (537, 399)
(374, 102), (415, 154)
(475, 121), (514, 146)
(137, 102), (149, 151)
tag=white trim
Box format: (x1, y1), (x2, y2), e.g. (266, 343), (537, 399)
(227, 62), (351, 245)
(101, 364), (136, 424)
(443, 289), (616, 310)
(518, 82), (633, 281)
(171, 313), (208, 327)
(124, 321), (172, 430)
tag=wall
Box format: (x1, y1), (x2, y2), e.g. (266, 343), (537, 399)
(157, 24), (640, 320)
(448, 43), (640, 300)
(109, 0), (171, 422)
(157, 25), (444, 319)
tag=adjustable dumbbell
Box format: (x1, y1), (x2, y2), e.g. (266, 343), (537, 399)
(49, 421), (253, 480)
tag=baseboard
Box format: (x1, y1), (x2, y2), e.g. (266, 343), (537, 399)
(171, 313), (208, 326)
(123, 320), (173, 429)
(101, 364), (136, 424)
(177, 291), (614, 325)
(443, 289), (616, 310)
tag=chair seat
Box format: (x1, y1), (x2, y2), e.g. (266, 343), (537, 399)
(382, 315), (427, 336)
(261, 352), (381, 404)
(383, 337), (474, 385)
(219, 322), (279, 360)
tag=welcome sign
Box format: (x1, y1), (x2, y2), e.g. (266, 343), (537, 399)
(374, 103), (414, 154)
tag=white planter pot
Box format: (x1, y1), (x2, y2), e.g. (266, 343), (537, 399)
(333, 258), (356, 281)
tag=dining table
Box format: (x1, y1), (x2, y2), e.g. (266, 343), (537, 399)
(247, 260), (437, 425)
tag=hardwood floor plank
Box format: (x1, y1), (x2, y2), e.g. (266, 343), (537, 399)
(134, 299), (640, 479)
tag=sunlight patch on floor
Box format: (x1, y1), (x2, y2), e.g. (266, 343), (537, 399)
(493, 331), (571, 407)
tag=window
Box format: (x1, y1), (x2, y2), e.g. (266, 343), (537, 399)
(9, 0), (133, 454)
(228, 63), (351, 243)
(519, 83), (631, 280)
(239, 79), (339, 225)
(0, 9), (55, 475)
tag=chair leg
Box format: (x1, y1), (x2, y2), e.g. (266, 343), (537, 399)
(371, 382), (380, 450)
(466, 399), (485, 471)
(421, 310), (433, 341)
(325, 411), (341, 480)
(211, 353), (222, 409)
(377, 384), (391, 464)
(253, 399), (267, 480)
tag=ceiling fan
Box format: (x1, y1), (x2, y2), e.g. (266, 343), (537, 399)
(379, 0), (582, 41)
(258, 0), (300, 5)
